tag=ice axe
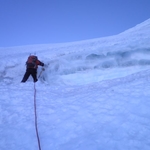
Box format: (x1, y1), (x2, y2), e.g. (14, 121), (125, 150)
(38, 67), (45, 78)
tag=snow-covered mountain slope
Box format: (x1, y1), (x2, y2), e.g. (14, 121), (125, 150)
(1, 19), (150, 150)
(0, 19), (150, 85)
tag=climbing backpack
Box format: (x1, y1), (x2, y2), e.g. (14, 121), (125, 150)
(26, 55), (38, 68)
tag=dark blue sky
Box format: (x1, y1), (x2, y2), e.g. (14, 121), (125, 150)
(0, 0), (150, 47)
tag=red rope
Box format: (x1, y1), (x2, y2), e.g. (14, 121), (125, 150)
(34, 83), (42, 150)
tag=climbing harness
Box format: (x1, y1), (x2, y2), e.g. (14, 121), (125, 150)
(34, 83), (42, 150)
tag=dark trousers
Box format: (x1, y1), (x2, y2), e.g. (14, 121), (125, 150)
(21, 68), (38, 82)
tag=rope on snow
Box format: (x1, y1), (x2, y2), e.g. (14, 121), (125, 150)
(34, 83), (42, 150)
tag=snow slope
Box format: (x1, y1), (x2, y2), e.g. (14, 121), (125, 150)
(0, 18), (150, 150)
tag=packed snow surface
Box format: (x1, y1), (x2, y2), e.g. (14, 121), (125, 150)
(1, 19), (150, 150)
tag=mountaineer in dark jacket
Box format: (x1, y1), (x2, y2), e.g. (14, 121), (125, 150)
(21, 55), (44, 83)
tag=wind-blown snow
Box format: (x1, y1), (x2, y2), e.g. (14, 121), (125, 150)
(1, 19), (150, 150)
